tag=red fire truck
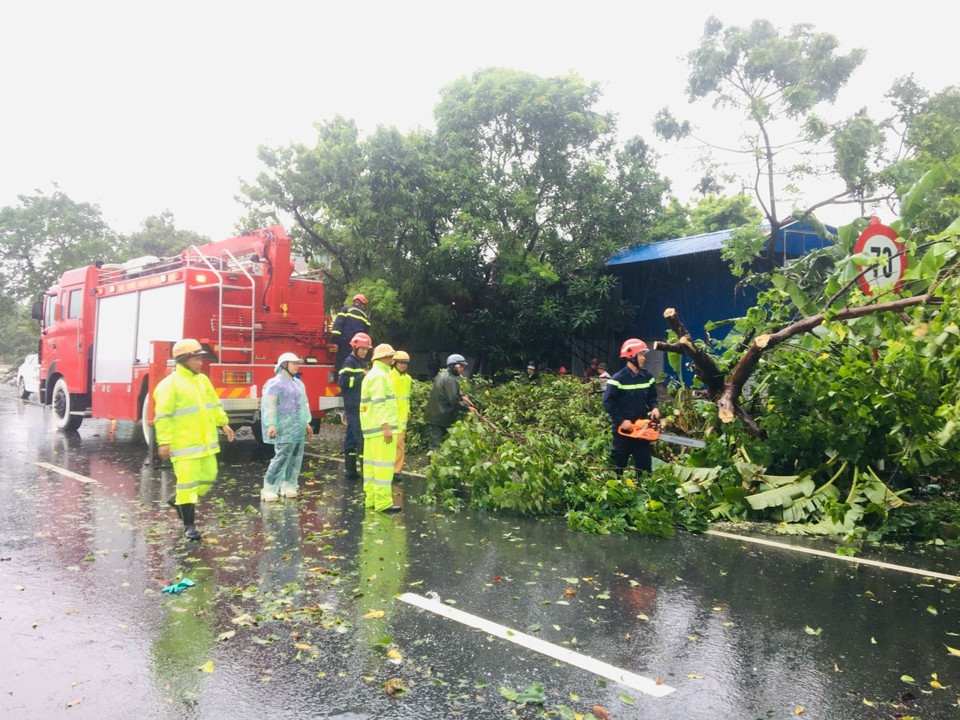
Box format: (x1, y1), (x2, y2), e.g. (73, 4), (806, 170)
(31, 225), (342, 440)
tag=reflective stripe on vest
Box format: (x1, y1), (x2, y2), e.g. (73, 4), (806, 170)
(362, 424), (399, 437)
(606, 378), (655, 390)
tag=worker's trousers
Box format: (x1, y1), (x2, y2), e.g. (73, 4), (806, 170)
(172, 454), (219, 505)
(611, 434), (653, 476)
(362, 435), (396, 511)
(344, 406), (363, 460)
(393, 431), (406, 474)
(262, 441), (305, 494)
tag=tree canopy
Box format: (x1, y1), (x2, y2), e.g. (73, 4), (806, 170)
(241, 68), (671, 369)
(655, 17), (878, 261)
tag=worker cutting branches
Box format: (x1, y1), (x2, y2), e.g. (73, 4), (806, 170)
(602, 338), (661, 479)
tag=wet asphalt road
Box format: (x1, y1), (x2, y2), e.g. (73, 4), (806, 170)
(2, 391), (960, 720)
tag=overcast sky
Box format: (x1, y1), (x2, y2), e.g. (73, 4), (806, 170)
(2, 1), (954, 239)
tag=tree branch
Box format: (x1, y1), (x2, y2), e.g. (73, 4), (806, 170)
(654, 308), (727, 397)
(292, 208), (353, 285)
(717, 293), (932, 423)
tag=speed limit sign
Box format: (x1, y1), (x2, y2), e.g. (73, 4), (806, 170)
(853, 218), (907, 295)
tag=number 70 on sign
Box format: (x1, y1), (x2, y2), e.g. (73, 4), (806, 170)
(853, 218), (907, 296)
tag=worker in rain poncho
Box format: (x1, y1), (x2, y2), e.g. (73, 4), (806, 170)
(260, 352), (314, 501)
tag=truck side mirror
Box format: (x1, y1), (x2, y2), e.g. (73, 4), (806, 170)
(31, 300), (43, 321)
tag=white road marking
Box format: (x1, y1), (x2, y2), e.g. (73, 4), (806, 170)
(35, 462), (98, 484)
(397, 592), (675, 697)
(706, 529), (960, 583)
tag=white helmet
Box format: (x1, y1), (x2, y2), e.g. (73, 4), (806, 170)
(275, 352), (304, 372)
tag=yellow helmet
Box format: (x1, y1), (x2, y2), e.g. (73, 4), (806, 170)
(393, 350), (410, 362)
(172, 338), (210, 361)
(371, 343), (396, 361)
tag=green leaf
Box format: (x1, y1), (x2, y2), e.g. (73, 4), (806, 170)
(746, 477), (816, 511)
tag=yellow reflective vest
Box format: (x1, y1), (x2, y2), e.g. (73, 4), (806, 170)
(153, 363), (230, 460)
(359, 360), (398, 439)
(390, 367), (412, 431)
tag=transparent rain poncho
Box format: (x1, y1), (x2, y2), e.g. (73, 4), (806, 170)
(260, 371), (311, 444)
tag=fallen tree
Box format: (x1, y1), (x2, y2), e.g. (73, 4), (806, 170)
(654, 228), (959, 440)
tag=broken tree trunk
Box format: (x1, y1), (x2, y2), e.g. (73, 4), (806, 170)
(653, 308), (763, 436)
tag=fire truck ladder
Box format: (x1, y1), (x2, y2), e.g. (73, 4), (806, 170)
(187, 246), (257, 360)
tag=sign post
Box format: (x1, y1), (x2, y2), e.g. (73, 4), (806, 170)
(853, 217), (906, 295)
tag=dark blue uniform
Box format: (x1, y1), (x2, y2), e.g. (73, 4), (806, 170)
(602, 365), (659, 475)
(331, 303), (370, 370)
(338, 353), (367, 476)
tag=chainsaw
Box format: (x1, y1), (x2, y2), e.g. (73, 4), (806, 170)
(617, 418), (706, 448)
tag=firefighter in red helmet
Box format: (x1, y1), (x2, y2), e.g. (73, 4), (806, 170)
(339, 332), (371, 481)
(602, 338), (660, 478)
(331, 293), (371, 370)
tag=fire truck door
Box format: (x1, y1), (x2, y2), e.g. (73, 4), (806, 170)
(42, 286), (85, 393)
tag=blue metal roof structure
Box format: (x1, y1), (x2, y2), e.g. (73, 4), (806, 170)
(606, 222), (835, 268)
(606, 222), (836, 383)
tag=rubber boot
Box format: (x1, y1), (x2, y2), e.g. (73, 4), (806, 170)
(180, 503), (201, 541)
(166, 494), (182, 520)
(345, 455), (359, 481)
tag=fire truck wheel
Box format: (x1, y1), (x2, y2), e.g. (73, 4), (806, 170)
(52, 377), (83, 432)
(251, 422), (264, 445)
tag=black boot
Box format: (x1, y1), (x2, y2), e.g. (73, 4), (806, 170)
(345, 455), (359, 481)
(180, 503), (201, 541)
(166, 494), (182, 520)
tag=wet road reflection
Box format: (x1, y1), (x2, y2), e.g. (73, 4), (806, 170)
(1, 394), (958, 719)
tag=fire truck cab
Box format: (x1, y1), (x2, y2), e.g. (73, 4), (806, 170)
(32, 226), (341, 439)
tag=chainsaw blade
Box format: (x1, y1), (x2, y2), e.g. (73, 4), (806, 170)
(657, 433), (706, 449)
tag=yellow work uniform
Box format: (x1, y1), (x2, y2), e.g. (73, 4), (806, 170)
(153, 363), (230, 505)
(359, 360), (398, 511)
(390, 366), (412, 474)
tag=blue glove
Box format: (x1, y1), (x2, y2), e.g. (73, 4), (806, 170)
(161, 578), (196, 594)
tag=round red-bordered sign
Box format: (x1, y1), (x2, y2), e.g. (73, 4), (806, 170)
(853, 218), (906, 295)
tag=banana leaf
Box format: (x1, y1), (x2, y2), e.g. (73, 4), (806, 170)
(672, 465), (723, 496)
(746, 476), (816, 511)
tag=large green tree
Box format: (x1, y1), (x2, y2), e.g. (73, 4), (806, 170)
(0, 189), (118, 361)
(241, 69), (671, 368)
(655, 17), (878, 261)
(0, 189), (118, 304)
(123, 211), (209, 258)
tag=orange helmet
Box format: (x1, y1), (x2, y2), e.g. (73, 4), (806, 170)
(620, 338), (648, 359)
(353, 293), (367, 305)
(349, 332), (372, 349)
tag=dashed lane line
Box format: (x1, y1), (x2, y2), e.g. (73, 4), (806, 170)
(705, 529), (960, 583)
(397, 592), (675, 698)
(35, 462), (99, 484)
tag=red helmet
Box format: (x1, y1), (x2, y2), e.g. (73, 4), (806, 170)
(353, 293), (367, 305)
(620, 338), (649, 359)
(349, 332), (372, 349)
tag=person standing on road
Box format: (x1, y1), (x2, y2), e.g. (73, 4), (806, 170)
(331, 294), (371, 370)
(596, 362), (611, 393)
(390, 350), (412, 474)
(154, 339), (236, 540)
(424, 353), (476, 451)
(582, 358), (601, 379)
(520, 360), (539, 383)
(339, 332), (371, 482)
(359, 343), (401, 512)
(602, 338), (660, 478)
(259, 352), (314, 502)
